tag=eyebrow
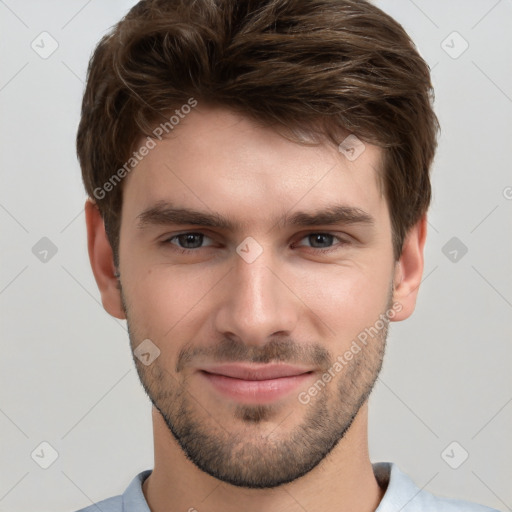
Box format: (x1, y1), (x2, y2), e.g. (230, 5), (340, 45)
(136, 201), (375, 231)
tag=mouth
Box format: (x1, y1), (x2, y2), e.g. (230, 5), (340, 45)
(198, 363), (315, 404)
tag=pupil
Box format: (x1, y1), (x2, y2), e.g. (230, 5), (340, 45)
(311, 234), (332, 248)
(181, 233), (201, 248)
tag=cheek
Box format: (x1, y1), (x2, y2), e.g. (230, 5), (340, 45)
(122, 265), (219, 341)
(296, 264), (391, 344)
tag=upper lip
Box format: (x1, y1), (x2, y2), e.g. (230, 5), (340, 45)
(199, 363), (313, 381)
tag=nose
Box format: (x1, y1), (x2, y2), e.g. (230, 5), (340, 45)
(212, 248), (299, 347)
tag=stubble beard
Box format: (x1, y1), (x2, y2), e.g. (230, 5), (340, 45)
(120, 284), (390, 489)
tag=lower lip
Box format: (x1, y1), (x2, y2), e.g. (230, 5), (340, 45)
(199, 371), (314, 404)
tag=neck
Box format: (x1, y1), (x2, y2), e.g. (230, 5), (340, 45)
(142, 403), (385, 512)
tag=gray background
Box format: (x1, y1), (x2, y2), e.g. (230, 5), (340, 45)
(0, 0), (511, 510)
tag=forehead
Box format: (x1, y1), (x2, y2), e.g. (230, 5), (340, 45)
(121, 106), (387, 230)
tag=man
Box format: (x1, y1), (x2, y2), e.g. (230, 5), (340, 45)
(74, 0), (498, 510)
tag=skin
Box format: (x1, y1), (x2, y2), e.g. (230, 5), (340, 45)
(85, 105), (427, 512)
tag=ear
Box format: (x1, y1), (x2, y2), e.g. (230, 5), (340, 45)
(390, 214), (427, 322)
(84, 198), (126, 320)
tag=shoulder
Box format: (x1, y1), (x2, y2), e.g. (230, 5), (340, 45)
(374, 462), (500, 512)
(70, 469), (152, 512)
(72, 494), (122, 512)
(414, 491), (500, 511)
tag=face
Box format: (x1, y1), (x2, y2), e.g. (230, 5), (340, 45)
(117, 106), (397, 488)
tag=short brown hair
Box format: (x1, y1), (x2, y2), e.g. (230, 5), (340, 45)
(77, 0), (439, 267)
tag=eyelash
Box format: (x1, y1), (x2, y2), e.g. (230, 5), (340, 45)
(161, 232), (350, 255)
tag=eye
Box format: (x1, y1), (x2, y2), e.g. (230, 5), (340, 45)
(295, 233), (349, 252)
(163, 232), (214, 251)
(161, 231), (350, 255)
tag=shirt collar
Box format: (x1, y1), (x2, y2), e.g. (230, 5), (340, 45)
(122, 463), (420, 511)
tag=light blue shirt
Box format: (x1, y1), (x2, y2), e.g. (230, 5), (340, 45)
(74, 462), (500, 511)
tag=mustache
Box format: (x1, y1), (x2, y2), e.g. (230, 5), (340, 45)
(175, 337), (331, 373)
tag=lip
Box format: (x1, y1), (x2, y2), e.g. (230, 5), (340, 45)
(200, 363), (313, 380)
(198, 363), (314, 404)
